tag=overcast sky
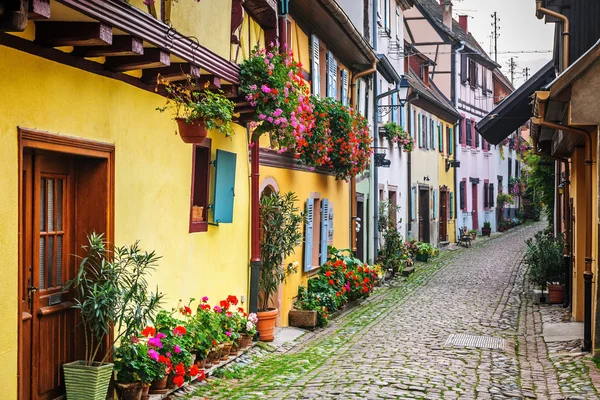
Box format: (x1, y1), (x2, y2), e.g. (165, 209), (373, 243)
(451, 0), (555, 87)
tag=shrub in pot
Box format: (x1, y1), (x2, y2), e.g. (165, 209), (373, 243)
(114, 340), (166, 400)
(63, 233), (164, 400)
(482, 221), (492, 237)
(258, 191), (303, 341)
(415, 242), (438, 262)
(377, 200), (410, 276)
(525, 230), (565, 303)
(157, 75), (236, 144)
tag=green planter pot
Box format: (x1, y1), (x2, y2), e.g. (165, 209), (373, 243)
(63, 360), (114, 400)
(416, 253), (429, 262)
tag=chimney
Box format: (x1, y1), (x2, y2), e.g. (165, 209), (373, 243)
(442, 1), (453, 29)
(459, 15), (468, 33)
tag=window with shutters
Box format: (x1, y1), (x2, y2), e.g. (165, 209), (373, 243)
(460, 180), (466, 211)
(447, 126), (453, 155)
(461, 54), (468, 84)
(303, 196), (333, 271)
(469, 59), (477, 87)
(189, 139), (212, 233)
(489, 184), (495, 207)
(340, 69), (349, 105)
(465, 119), (472, 146)
(422, 115), (427, 149)
(430, 119), (435, 150)
(326, 51), (338, 99)
(311, 34), (320, 96)
(438, 124), (443, 153)
(484, 182), (489, 208)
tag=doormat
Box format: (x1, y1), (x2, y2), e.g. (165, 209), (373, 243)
(444, 334), (505, 350)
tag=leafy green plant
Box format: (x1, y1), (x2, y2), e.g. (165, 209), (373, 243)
(483, 221), (491, 229)
(415, 242), (438, 257)
(525, 230), (565, 289)
(382, 122), (414, 152)
(157, 75), (237, 137)
(377, 200), (407, 273)
(497, 193), (514, 210)
(114, 341), (165, 384)
(66, 233), (164, 365)
(259, 191), (304, 311)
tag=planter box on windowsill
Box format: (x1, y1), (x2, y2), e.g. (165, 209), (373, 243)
(288, 310), (317, 329)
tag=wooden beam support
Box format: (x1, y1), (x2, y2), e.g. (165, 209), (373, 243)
(104, 48), (170, 72)
(35, 22), (112, 47)
(196, 75), (221, 89)
(141, 63), (200, 85)
(220, 85), (238, 98)
(28, 0), (50, 19)
(72, 35), (143, 57)
(0, 0), (28, 32)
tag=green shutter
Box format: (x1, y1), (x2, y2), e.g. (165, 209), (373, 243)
(449, 127), (454, 155)
(450, 192), (454, 219)
(438, 125), (443, 152)
(433, 189), (438, 219)
(213, 150), (236, 223)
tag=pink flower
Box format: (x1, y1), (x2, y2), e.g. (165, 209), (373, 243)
(258, 114), (267, 120)
(174, 345), (181, 354)
(225, 331), (232, 337)
(214, 305), (222, 313)
(273, 108), (283, 117)
(261, 85), (271, 94)
(156, 332), (166, 340)
(202, 296), (209, 303)
(148, 349), (160, 361)
(267, 117), (274, 123)
(148, 337), (162, 348)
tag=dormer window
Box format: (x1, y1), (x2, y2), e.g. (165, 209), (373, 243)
(468, 59), (478, 88)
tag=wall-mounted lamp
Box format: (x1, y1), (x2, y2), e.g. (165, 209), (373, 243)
(423, 175), (430, 182)
(558, 182), (565, 195)
(445, 159), (461, 172)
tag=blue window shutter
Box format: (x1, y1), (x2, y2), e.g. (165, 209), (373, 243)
(341, 70), (349, 106)
(213, 150), (236, 223)
(411, 186), (416, 220)
(311, 35), (320, 96)
(320, 199), (329, 265)
(450, 192), (454, 219)
(304, 198), (314, 272)
(433, 189), (438, 219)
(328, 202), (334, 243)
(417, 114), (422, 148)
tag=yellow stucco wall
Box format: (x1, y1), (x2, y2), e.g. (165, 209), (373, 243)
(259, 167), (350, 326)
(128, 0), (232, 61)
(438, 120), (456, 243)
(233, 13), (266, 64)
(571, 137), (598, 324)
(0, 45), (250, 397)
(289, 17), (310, 75)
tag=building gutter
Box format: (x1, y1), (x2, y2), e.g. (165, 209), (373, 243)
(531, 95), (592, 351)
(535, 0), (570, 71)
(351, 63), (378, 253)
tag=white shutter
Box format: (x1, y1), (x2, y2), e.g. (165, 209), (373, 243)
(341, 69), (349, 106)
(327, 51), (337, 99)
(411, 186), (417, 220)
(433, 189), (438, 219)
(311, 35), (320, 96)
(426, 117), (430, 149)
(320, 199), (329, 265)
(304, 198), (314, 272)
(328, 203), (334, 243)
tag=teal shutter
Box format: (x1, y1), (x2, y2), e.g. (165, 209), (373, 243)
(417, 114), (422, 147)
(304, 198), (314, 272)
(320, 199), (329, 265)
(450, 192), (454, 219)
(391, 95), (397, 123)
(449, 127), (453, 155)
(433, 189), (438, 219)
(411, 186), (417, 220)
(213, 150), (236, 223)
(438, 125), (443, 152)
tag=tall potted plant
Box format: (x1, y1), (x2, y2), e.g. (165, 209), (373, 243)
(157, 75), (237, 143)
(258, 191), (303, 341)
(482, 221), (492, 237)
(525, 230), (565, 303)
(63, 233), (164, 400)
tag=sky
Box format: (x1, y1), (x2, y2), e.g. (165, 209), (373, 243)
(450, 0), (555, 87)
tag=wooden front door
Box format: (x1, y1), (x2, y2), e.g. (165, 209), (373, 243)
(439, 190), (448, 241)
(356, 195), (365, 262)
(21, 151), (81, 400)
(419, 188), (430, 243)
(472, 183), (479, 231)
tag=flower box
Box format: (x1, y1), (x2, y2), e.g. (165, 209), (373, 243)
(288, 309), (317, 329)
(416, 253), (429, 263)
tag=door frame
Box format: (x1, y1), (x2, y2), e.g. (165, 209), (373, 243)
(418, 186), (430, 243)
(18, 127), (115, 399)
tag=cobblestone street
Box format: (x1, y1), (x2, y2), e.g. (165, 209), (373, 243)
(190, 223), (600, 399)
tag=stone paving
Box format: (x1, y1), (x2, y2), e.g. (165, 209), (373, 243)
(188, 222), (600, 399)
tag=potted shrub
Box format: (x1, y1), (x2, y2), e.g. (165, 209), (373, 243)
(525, 230), (565, 303)
(158, 75), (236, 144)
(258, 191), (303, 341)
(63, 233), (164, 400)
(469, 229), (478, 240)
(114, 340), (166, 400)
(415, 242), (438, 262)
(482, 221), (492, 237)
(377, 200), (407, 277)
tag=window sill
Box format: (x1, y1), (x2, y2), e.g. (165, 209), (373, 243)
(189, 220), (208, 233)
(305, 266), (321, 277)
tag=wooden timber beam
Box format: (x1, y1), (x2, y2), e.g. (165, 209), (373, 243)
(220, 85), (238, 98)
(35, 21), (112, 46)
(0, 0), (28, 31)
(196, 75), (221, 89)
(28, 0), (49, 19)
(141, 63), (200, 85)
(72, 35), (143, 57)
(104, 48), (170, 72)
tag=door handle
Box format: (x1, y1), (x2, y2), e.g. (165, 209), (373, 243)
(28, 286), (38, 293)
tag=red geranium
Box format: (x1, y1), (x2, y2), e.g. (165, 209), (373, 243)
(189, 364), (199, 377)
(141, 326), (156, 338)
(227, 295), (239, 306)
(173, 375), (184, 387)
(175, 362), (186, 376)
(173, 326), (186, 336)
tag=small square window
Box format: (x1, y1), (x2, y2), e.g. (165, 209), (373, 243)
(190, 138), (212, 233)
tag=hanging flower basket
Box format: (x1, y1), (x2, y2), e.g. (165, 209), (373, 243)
(176, 118), (208, 144)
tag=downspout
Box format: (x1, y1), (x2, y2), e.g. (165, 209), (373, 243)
(535, 0), (569, 70)
(531, 115), (592, 351)
(372, 0), (378, 258)
(351, 63), (377, 253)
(453, 41), (465, 237)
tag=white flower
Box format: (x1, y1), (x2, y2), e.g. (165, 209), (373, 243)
(248, 312), (258, 324)
(246, 321), (254, 332)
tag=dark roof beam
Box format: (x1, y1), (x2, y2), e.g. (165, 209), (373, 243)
(35, 21), (112, 47)
(142, 63), (201, 85)
(104, 48), (170, 72)
(73, 35), (143, 57)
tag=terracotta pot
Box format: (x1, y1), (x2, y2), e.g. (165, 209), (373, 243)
(289, 309), (317, 329)
(213, 345), (224, 365)
(221, 342), (232, 360)
(149, 375), (168, 394)
(548, 284), (565, 304)
(241, 334), (252, 348)
(230, 339), (240, 356)
(196, 356), (207, 369)
(257, 308), (278, 342)
(176, 118), (208, 144)
(116, 382), (143, 400)
(141, 383), (150, 400)
(167, 374), (176, 390)
(482, 228), (491, 237)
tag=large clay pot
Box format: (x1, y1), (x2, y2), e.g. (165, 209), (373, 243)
(548, 284), (565, 304)
(176, 118), (208, 144)
(221, 342), (232, 360)
(240, 334), (252, 349)
(115, 382), (143, 400)
(257, 308), (278, 342)
(149, 375), (168, 394)
(141, 383), (150, 400)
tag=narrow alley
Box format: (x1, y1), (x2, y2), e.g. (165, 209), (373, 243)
(190, 224), (600, 399)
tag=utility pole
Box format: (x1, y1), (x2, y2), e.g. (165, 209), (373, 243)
(491, 12), (499, 63)
(508, 57), (517, 85)
(523, 67), (530, 81)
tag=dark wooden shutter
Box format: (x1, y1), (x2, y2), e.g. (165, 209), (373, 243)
(460, 181), (466, 211)
(465, 119), (472, 146)
(489, 184), (495, 207)
(484, 182), (489, 208)
(461, 54), (468, 83)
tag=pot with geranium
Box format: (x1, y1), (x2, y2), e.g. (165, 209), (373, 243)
(258, 191), (304, 341)
(381, 122), (415, 152)
(195, 297), (226, 367)
(63, 233), (164, 400)
(157, 75), (237, 144)
(415, 242), (438, 262)
(482, 221), (492, 237)
(114, 339), (167, 400)
(177, 300), (210, 368)
(241, 312), (258, 348)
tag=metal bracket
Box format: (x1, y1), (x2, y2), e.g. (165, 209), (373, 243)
(377, 104), (402, 117)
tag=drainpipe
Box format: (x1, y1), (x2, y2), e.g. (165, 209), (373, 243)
(453, 41), (465, 238)
(536, 0), (570, 70)
(249, 132), (260, 314)
(351, 63), (377, 253)
(531, 115), (592, 351)
(372, 0), (378, 259)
